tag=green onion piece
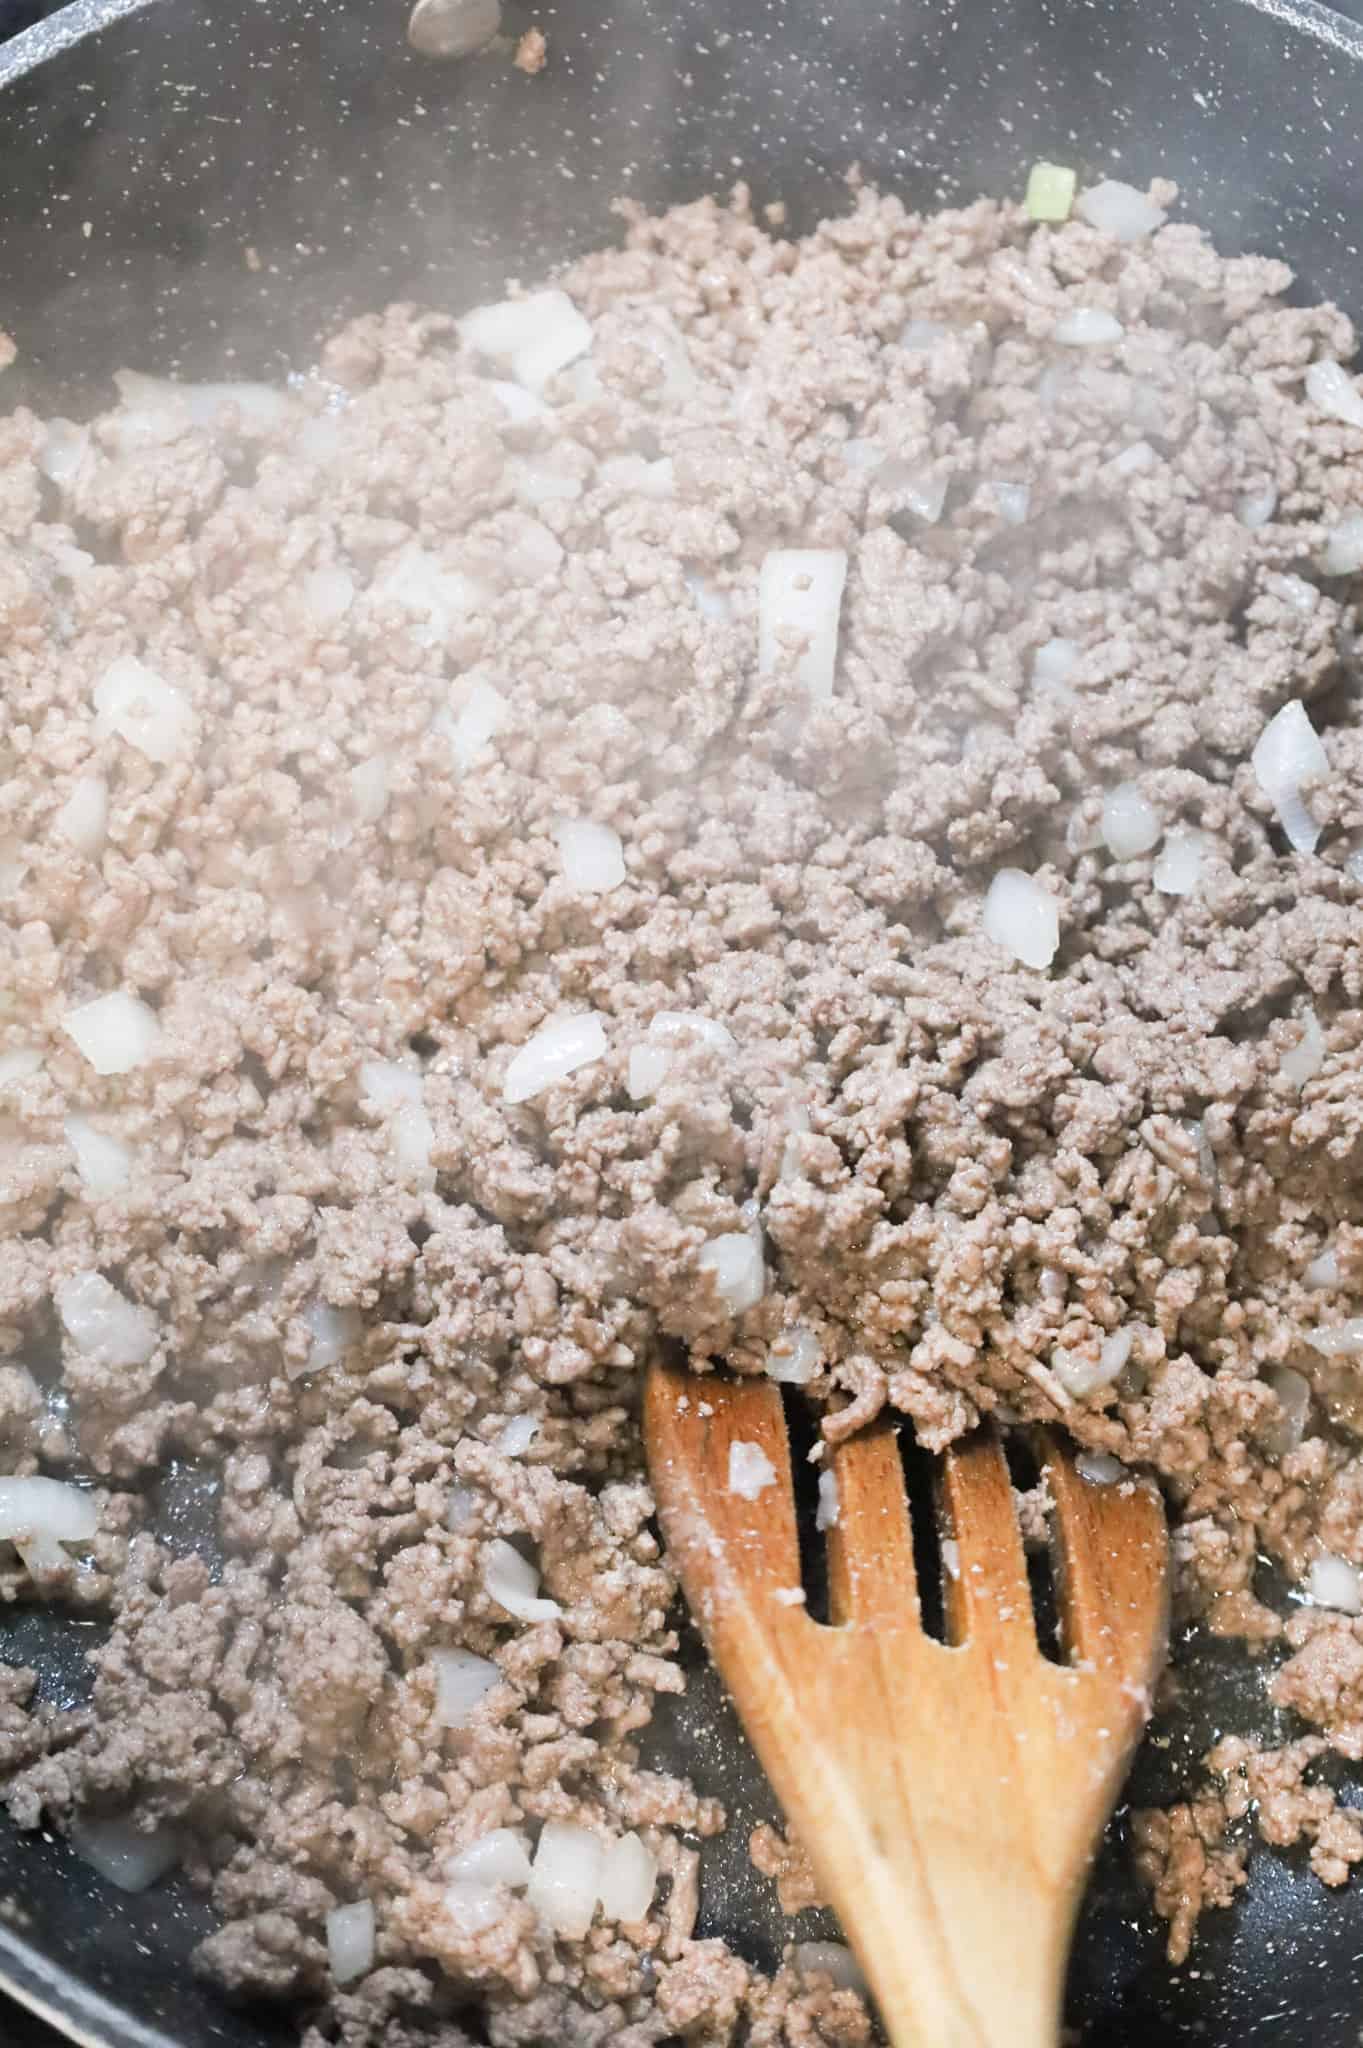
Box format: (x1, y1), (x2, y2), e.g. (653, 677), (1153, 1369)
(1025, 162), (1077, 223)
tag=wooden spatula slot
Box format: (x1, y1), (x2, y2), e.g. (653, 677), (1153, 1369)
(645, 1359), (1170, 2048)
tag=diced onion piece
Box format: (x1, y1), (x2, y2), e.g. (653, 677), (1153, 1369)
(372, 545), (486, 646)
(326, 1900), (375, 1986)
(899, 319), (951, 352)
(359, 1060), (433, 1183)
(114, 370), (292, 438)
(303, 566), (354, 626)
(552, 818), (625, 894)
(56, 1271), (158, 1367)
(758, 549), (848, 702)
(446, 1483), (480, 1531)
(989, 480), (1031, 525)
(697, 1234), (766, 1316)
(1306, 1248), (1340, 1290)
(495, 1415), (538, 1456)
(511, 457), (583, 506)
(431, 1646), (500, 1727)
(0, 1048), (42, 1088)
(1272, 572), (1320, 615)
(1237, 486), (1277, 529)
(816, 1470), (839, 1531)
(1305, 1319), (1363, 1358)
(841, 437), (884, 472)
(1101, 783), (1163, 859)
(446, 675), (510, 774)
(728, 1441), (778, 1500)
(767, 1326), (820, 1386)
(448, 1828), (533, 1889)
(1263, 1367), (1311, 1456)
(1025, 162), (1076, 222)
(443, 1881), (503, 1932)
(627, 1044), (671, 1101)
(1281, 1008), (1325, 1091)
(458, 291), (593, 393)
(685, 571), (732, 622)
(349, 755), (390, 824)
(1319, 511), (1363, 576)
(1075, 180), (1167, 241)
(1051, 1329), (1133, 1401)
(483, 1536), (561, 1622)
(597, 1832), (657, 1922)
(1252, 699), (1328, 855)
(70, 1814), (181, 1894)
(486, 379), (553, 425)
(503, 1012), (608, 1105)
(61, 989), (161, 1075)
(1152, 827), (1211, 896)
(293, 1301), (362, 1381)
(1305, 359), (1363, 429)
(597, 453), (675, 499)
(875, 462), (947, 524)
(1032, 638), (1080, 692)
(649, 1010), (736, 1053)
(93, 656), (196, 764)
(795, 1942), (869, 1997)
(64, 1115), (132, 1195)
(1308, 1553), (1363, 1614)
(983, 868), (1060, 970)
(1113, 440), (1155, 476)
(502, 519), (563, 580)
(0, 1476), (98, 1546)
(38, 419), (90, 484)
(527, 1821), (604, 1938)
(55, 776), (109, 858)
(1053, 308), (1124, 347)
(1076, 1451), (1126, 1486)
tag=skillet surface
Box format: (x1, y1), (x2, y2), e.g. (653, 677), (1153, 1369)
(4, 0), (1363, 2040)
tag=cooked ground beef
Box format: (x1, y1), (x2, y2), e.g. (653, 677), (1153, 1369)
(1, 171), (1363, 2037)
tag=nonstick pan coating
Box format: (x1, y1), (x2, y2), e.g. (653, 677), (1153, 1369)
(4, 0), (1363, 2041)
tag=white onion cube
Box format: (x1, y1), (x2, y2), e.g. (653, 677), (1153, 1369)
(503, 1013), (607, 1105)
(483, 1536), (561, 1621)
(728, 1441), (778, 1500)
(92, 657), (195, 764)
(1075, 180), (1167, 241)
(552, 818), (625, 894)
(1306, 359), (1363, 429)
(431, 1647), (500, 1727)
(697, 1234), (766, 1316)
(61, 990), (161, 1075)
(1153, 828), (1211, 896)
(70, 1814), (181, 1894)
(64, 1115), (132, 1195)
(527, 1821), (604, 1939)
(982, 868), (1060, 969)
(758, 549), (848, 702)
(55, 776), (109, 858)
(1053, 308), (1124, 347)
(1308, 1553), (1363, 1614)
(597, 1832), (658, 1923)
(459, 291), (593, 393)
(0, 1476), (98, 1546)
(1101, 783), (1163, 859)
(327, 1900), (375, 1985)
(1252, 700), (1329, 855)
(56, 1271), (158, 1367)
(448, 1828), (533, 1889)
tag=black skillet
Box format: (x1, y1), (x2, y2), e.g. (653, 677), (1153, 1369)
(3, 0), (1363, 2039)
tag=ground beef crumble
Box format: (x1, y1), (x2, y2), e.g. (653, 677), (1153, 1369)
(2, 172), (1363, 2036)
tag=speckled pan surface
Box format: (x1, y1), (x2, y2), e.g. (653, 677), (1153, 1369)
(3, 0), (1363, 2042)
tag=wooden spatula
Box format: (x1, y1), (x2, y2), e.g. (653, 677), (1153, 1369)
(643, 1359), (1169, 2048)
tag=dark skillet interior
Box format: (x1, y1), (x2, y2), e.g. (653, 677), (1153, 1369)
(4, 0), (1363, 2041)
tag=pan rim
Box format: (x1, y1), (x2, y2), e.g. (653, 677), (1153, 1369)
(4, 0), (1363, 95)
